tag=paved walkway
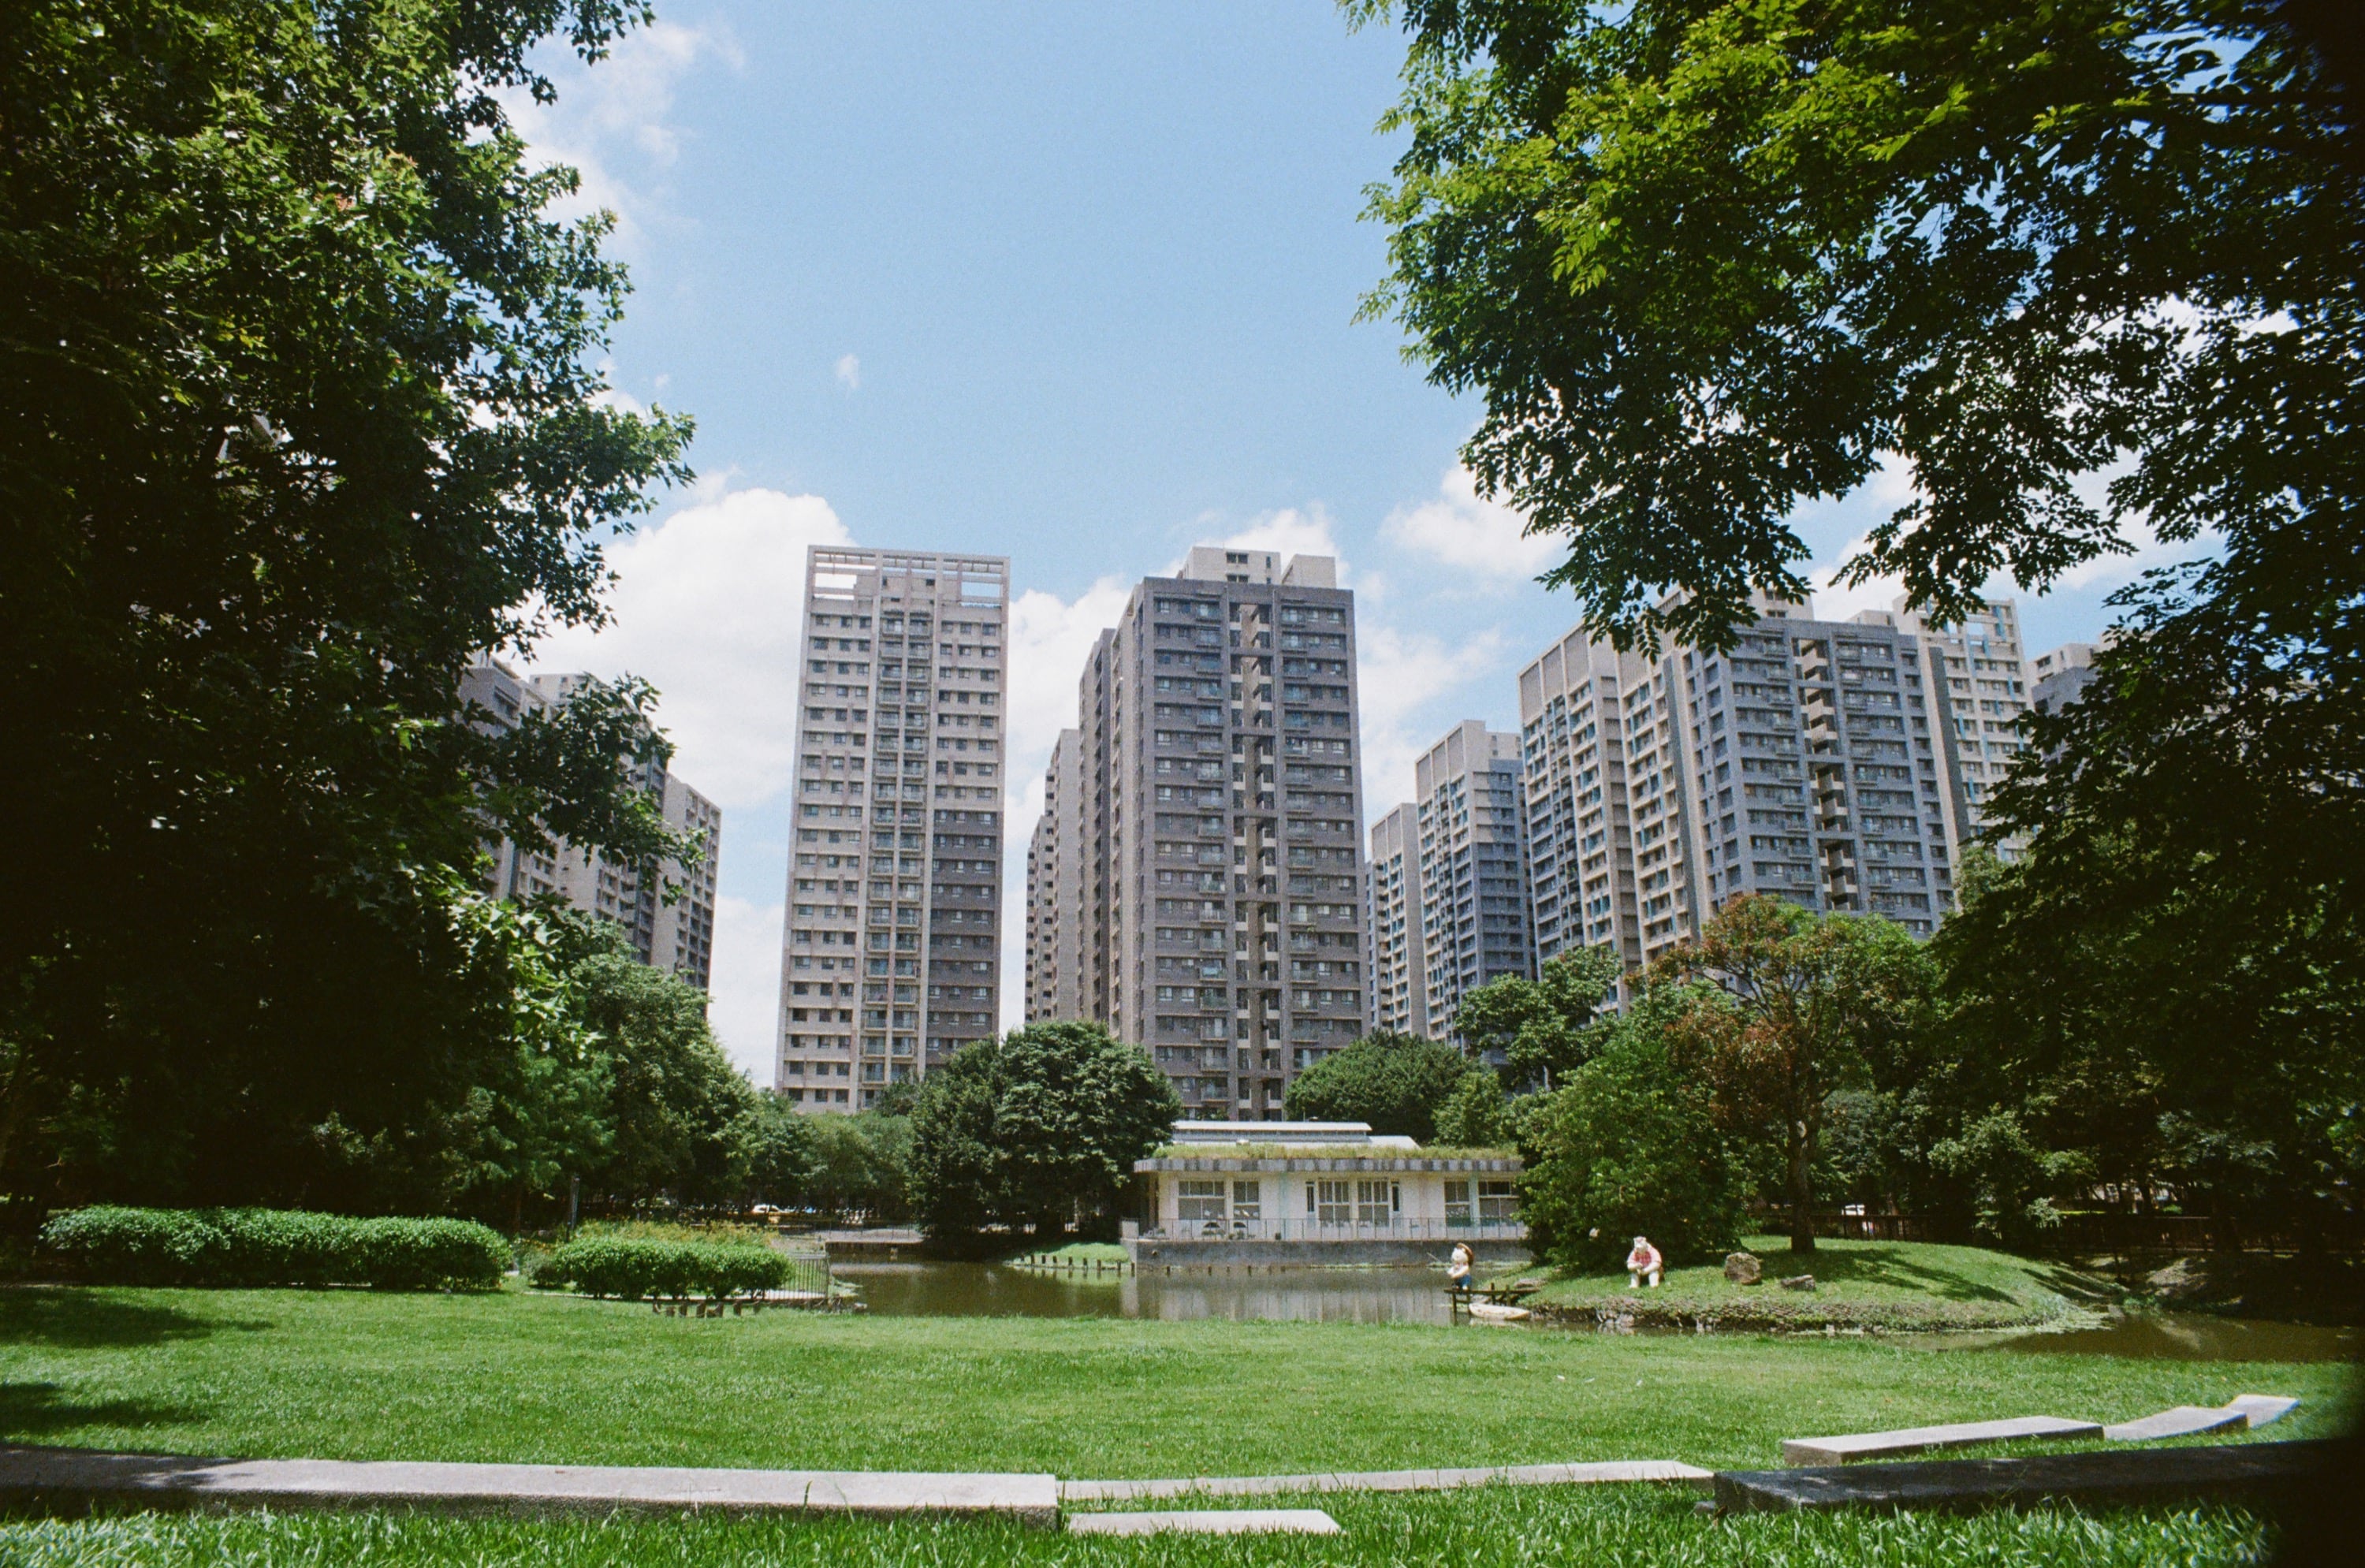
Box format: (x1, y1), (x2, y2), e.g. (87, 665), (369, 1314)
(1060, 1459), (1710, 1502)
(0, 1446), (1058, 1527)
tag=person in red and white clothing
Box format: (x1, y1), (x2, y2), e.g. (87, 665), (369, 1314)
(1626, 1235), (1663, 1289)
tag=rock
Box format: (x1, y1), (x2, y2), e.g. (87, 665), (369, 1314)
(1723, 1252), (1762, 1286)
(1778, 1274), (1817, 1292)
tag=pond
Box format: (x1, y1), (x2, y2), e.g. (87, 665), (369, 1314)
(833, 1262), (2361, 1360)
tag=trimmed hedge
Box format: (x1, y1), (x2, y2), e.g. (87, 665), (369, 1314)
(39, 1207), (507, 1291)
(531, 1238), (790, 1300)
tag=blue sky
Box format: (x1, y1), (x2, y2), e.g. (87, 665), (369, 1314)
(517, 2), (2151, 1076)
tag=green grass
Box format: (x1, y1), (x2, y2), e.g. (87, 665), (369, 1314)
(1518, 1236), (2100, 1331)
(0, 1283), (2345, 1477)
(0, 1487), (2279, 1566)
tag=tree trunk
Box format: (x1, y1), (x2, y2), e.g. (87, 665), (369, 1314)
(1788, 1117), (1816, 1255)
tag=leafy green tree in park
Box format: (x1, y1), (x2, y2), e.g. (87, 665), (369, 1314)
(0, 1), (692, 1205)
(1283, 1031), (1472, 1143)
(741, 1095), (817, 1212)
(1453, 947), (1622, 1093)
(1521, 984), (1745, 1271)
(908, 1025), (1178, 1246)
(1356, 0), (2363, 1241)
(1431, 1070), (1514, 1149)
(1652, 896), (1936, 1253)
(557, 922), (762, 1213)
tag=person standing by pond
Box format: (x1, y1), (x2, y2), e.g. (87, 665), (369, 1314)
(1448, 1241), (1474, 1295)
(1626, 1236), (1663, 1290)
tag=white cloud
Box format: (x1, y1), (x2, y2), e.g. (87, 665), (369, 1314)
(1382, 465), (1560, 578)
(835, 354), (862, 391)
(1355, 622), (1509, 816)
(529, 486), (851, 809)
(496, 20), (738, 251)
(706, 894), (784, 1081)
(1217, 505), (1343, 567)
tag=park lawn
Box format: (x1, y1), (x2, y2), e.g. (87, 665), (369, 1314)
(0, 1284), (2345, 1479)
(1518, 1236), (2102, 1331)
(0, 1484), (2278, 1567)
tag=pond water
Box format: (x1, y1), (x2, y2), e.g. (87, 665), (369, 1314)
(834, 1263), (2360, 1361)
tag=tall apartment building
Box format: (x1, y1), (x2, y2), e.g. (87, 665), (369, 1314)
(773, 547), (1009, 1112)
(1026, 546), (1370, 1121)
(1869, 599), (2031, 855)
(1366, 805), (1426, 1036)
(459, 664), (721, 990)
(2029, 640), (2102, 716)
(1410, 721), (1534, 1037)
(1516, 631), (1639, 977)
(1516, 592), (1974, 980)
(1024, 728), (1086, 1023)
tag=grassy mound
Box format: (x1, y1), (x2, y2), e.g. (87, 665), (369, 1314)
(1516, 1235), (2106, 1332)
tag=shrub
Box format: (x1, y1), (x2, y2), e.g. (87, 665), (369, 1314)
(38, 1207), (505, 1291)
(531, 1238), (789, 1300)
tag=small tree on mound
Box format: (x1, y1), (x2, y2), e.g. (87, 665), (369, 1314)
(1521, 985), (1745, 1272)
(1283, 1031), (1470, 1142)
(907, 1022), (1178, 1247)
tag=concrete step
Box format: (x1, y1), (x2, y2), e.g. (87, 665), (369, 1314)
(1781, 1416), (2099, 1466)
(1716, 1440), (2332, 1515)
(0, 1445), (1058, 1527)
(1067, 1509), (1341, 1536)
(1060, 1459), (1711, 1501)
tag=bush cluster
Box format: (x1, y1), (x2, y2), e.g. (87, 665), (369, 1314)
(39, 1207), (507, 1291)
(531, 1238), (789, 1300)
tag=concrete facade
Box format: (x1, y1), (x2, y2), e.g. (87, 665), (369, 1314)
(1023, 728), (1086, 1023)
(459, 664), (721, 991)
(1366, 804), (1426, 1037)
(1411, 721), (1534, 1039)
(1026, 548), (1371, 1119)
(775, 547), (1009, 1110)
(1516, 631), (1641, 991)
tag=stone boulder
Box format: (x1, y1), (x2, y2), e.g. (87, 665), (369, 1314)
(1778, 1274), (1817, 1292)
(1723, 1252), (1762, 1286)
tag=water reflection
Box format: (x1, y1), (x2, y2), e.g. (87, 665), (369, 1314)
(1930, 1309), (2359, 1363)
(836, 1263), (2359, 1360)
(837, 1262), (1458, 1325)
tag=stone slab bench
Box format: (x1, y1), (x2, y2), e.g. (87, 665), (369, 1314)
(1067, 1508), (1341, 1536)
(0, 1445), (1058, 1528)
(1060, 1459), (1709, 1502)
(1781, 1416), (2100, 1466)
(1715, 1440), (2332, 1515)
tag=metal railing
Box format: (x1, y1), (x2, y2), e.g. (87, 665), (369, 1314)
(1145, 1216), (1525, 1243)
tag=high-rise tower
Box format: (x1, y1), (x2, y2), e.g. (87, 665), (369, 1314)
(774, 547), (1009, 1111)
(1026, 546), (1371, 1119)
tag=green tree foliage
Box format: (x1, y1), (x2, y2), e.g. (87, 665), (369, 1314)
(1453, 947), (1622, 1092)
(1357, 0), (2361, 1246)
(1432, 1071), (1514, 1149)
(1652, 896), (1936, 1253)
(908, 1024), (1179, 1246)
(558, 924), (759, 1212)
(1936, 824), (2363, 1248)
(0, 0), (694, 1208)
(1283, 1031), (1473, 1142)
(803, 1112), (911, 1225)
(741, 1094), (817, 1211)
(1521, 985), (1745, 1271)
(1358, 0), (2354, 653)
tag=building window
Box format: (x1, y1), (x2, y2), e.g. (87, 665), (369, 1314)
(1444, 1179), (1473, 1228)
(1177, 1180), (1227, 1224)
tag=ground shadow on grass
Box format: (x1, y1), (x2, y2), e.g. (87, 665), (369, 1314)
(0, 1383), (207, 1442)
(0, 1290), (266, 1349)
(1758, 1244), (2018, 1304)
